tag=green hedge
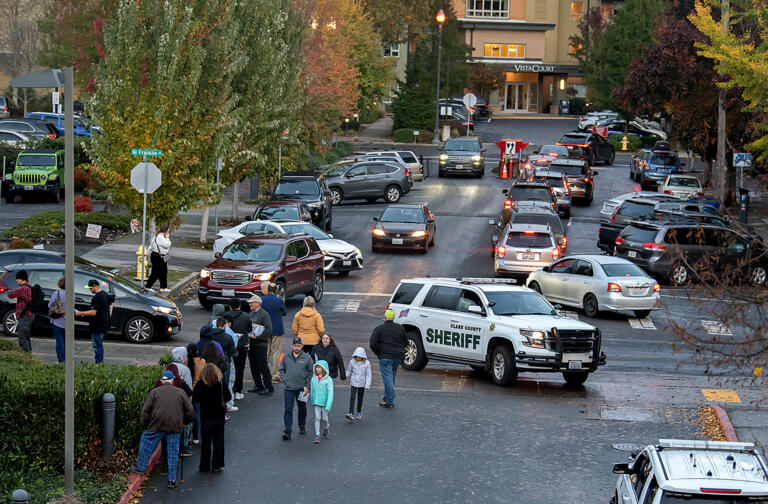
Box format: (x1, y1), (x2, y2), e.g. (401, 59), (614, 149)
(393, 128), (417, 143)
(2, 211), (131, 240)
(0, 344), (163, 497)
(7, 470), (126, 504)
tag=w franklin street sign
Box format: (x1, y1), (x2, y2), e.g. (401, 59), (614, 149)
(131, 148), (162, 157)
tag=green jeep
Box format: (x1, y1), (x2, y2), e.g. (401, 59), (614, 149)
(4, 148), (65, 203)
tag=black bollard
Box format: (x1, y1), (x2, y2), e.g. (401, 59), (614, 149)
(101, 393), (115, 458)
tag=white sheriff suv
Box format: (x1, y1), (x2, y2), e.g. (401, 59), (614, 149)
(389, 277), (606, 386)
(612, 439), (768, 503)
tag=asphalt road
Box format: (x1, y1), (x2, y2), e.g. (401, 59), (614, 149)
(7, 117), (742, 501)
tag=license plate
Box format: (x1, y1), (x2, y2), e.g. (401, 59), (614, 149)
(222, 288), (235, 297)
(392, 238), (403, 245)
(568, 360), (582, 370)
(24, 185), (33, 191)
(522, 253), (536, 260)
(628, 250), (637, 258)
(455, 164), (464, 169)
(342, 260), (351, 266)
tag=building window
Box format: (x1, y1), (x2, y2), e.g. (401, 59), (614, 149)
(382, 81), (399, 104)
(483, 43), (525, 59)
(466, 0), (509, 18)
(569, 42), (582, 59)
(571, 1), (584, 19)
(383, 43), (400, 58)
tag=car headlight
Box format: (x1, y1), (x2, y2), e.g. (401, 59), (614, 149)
(254, 271), (275, 281)
(471, 155), (482, 161)
(520, 329), (546, 348)
(372, 228), (385, 236)
(47, 174), (57, 181)
(439, 154), (448, 161)
(308, 201), (323, 209)
(200, 269), (211, 279)
(353, 248), (361, 256)
(411, 230), (426, 237)
(152, 305), (172, 315)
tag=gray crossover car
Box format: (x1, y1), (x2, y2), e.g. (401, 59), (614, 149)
(323, 160), (411, 205)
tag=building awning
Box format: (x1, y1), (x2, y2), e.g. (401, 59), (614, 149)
(467, 59), (583, 75)
(458, 18), (555, 31)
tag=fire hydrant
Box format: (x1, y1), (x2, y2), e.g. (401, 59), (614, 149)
(135, 245), (149, 281)
(621, 136), (629, 151)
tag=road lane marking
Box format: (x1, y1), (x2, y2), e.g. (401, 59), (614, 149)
(701, 320), (732, 336)
(184, 299), (198, 307)
(332, 299), (361, 312)
(702, 389), (741, 402)
(325, 291), (391, 297)
(628, 317), (656, 330)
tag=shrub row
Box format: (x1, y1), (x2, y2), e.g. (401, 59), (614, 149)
(1, 211), (131, 240)
(306, 141), (354, 170)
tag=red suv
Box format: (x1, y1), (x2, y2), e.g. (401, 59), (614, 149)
(198, 233), (325, 307)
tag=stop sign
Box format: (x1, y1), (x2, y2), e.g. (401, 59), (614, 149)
(130, 162), (162, 194)
(462, 93), (478, 109)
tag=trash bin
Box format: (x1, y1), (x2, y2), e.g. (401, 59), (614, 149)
(558, 99), (570, 116)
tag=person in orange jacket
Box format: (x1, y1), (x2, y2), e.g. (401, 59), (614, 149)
(291, 296), (324, 357)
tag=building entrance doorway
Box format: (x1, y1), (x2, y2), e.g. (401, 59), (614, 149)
(504, 83), (529, 113)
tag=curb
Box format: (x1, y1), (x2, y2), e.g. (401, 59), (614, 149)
(118, 444), (162, 504)
(169, 271), (199, 298)
(710, 404), (739, 442)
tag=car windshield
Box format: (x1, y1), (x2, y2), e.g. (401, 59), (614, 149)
(221, 242), (283, 262)
(444, 140), (478, 151)
(508, 187), (552, 201)
(380, 207), (425, 223)
(560, 134), (589, 144)
(539, 145), (568, 156)
(106, 271), (144, 293)
(485, 291), (556, 316)
(255, 205), (300, 220)
(650, 153), (679, 166)
(505, 231), (552, 248)
(512, 214), (562, 233)
(553, 164), (584, 176)
(600, 263), (647, 277)
(668, 177), (700, 187)
(17, 155), (56, 166)
(274, 180), (319, 197)
(281, 224), (329, 240)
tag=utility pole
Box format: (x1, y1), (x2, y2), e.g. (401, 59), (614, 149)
(715, 0), (729, 202)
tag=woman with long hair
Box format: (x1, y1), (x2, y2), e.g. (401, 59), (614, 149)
(146, 225), (172, 292)
(192, 363), (231, 472)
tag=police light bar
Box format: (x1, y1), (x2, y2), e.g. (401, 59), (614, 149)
(459, 277), (517, 285)
(658, 440), (755, 452)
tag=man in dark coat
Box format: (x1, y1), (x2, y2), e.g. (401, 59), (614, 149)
(369, 309), (407, 408)
(132, 370), (194, 489)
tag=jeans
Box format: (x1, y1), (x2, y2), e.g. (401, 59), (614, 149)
(379, 358), (402, 405)
(283, 388), (307, 433)
(269, 335), (283, 379)
(314, 406), (329, 436)
(91, 332), (105, 363)
(232, 349), (248, 393)
(52, 325), (65, 362)
(248, 344), (273, 392)
(135, 430), (180, 482)
(349, 386), (365, 414)
(16, 313), (33, 353)
(223, 365), (234, 408)
(200, 420), (225, 471)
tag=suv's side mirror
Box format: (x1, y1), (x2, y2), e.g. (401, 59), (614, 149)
(214, 252), (222, 259)
(542, 265), (550, 273)
(612, 463), (630, 475)
(467, 305), (484, 315)
(502, 189), (509, 195)
(372, 217), (379, 222)
(285, 255), (297, 263)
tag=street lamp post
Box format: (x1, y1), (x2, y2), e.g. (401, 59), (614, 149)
(431, 9), (446, 144)
(344, 117), (350, 136)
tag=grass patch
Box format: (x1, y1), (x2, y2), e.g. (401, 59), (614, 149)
(171, 236), (216, 250)
(124, 269), (191, 284)
(2, 211), (131, 240)
(4, 470), (126, 504)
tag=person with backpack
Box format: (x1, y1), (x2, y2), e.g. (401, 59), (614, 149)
(47, 276), (67, 362)
(7, 270), (34, 352)
(75, 279), (113, 363)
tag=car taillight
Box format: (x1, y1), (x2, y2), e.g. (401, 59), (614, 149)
(607, 283), (622, 293)
(0, 286), (6, 294)
(609, 207), (619, 223)
(642, 242), (666, 251)
(504, 199), (512, 209)
(552, 248), (560, 258)
(653, 283), (660, 292)
(419, 165), (423, 173)
(696, 192), (704, 196)
(548, 153), (559, 157)
(404, 168), (411, 177)
(3, 106), (7, 112)
(700, 489), (741, 495)
(615, 237), (625, 245)
(663, 190), (673, 195)
(582, 177), (590, 182)
(523, 163), (532, 169)
(48, 133), (56, 139)
(496, 245), (506, 256)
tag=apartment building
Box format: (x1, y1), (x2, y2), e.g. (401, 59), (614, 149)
(455, 0), (609, 114)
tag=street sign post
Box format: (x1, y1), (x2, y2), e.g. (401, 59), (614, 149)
(130, 152), (162, 286)
(734, 152), (753, 187)
(462, 93), (478, 137)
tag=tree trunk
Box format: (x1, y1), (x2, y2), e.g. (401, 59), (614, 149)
(231, 181), (239, 221)
(704, 159), (713, 187)
(148, 216), (156, 241)
(199, 206), (210, 243)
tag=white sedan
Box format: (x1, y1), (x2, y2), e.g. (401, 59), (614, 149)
(526, 255), (660, 319)
(658, 174), (703, 199)
(213, 220), (363, 275)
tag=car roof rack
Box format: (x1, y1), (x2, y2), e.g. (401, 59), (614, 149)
(280, 171), (319, 179)
(458, 277), (517, 285)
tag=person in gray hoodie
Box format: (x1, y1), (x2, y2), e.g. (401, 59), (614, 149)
(345, 347), (372, 421)
(171, 346), (195, 453)
(279, 337), (314, 440)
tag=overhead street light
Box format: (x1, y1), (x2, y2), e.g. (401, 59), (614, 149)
(432, 9), (446, 144)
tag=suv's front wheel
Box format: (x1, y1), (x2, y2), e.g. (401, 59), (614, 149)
(385, 185), (402, 203)
(562, 370), (590, 387)
(402, 330), (428, 371)
(490, 344), (517, 386)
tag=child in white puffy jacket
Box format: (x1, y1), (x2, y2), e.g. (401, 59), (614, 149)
(345, 347), (372, 421)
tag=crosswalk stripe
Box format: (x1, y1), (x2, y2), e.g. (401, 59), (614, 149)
(628, 317), (656, 330)
(701, 320), (732, 336)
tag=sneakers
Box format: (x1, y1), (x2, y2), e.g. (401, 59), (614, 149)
(345, 413), (354, 421)
(313, 436), (320, 444)
(192, 439), (199, 445)
(234, 392), (244, 400)
(227, 405), (239, 412)
(322, 428), (329, 438)
(379, 401), (394, 408)
(167, 480), (177, 489)
(248, 387), (264, 393)
(257, 389), (274, 396)
(282, 431), (291, 440)
(299, 426), (306, 435)
(355, 413), (362, 420)
(272, 377), (282, 384)
(180, 449), (194, 457)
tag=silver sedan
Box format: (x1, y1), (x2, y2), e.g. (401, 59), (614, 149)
(526, 255), (660, 318)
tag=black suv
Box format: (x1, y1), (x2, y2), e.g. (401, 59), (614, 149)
(549, 158), (596, 205)
(501, 181), (557, 213)
(270, 173), (333, 231)
(615, 221), (767, 286)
